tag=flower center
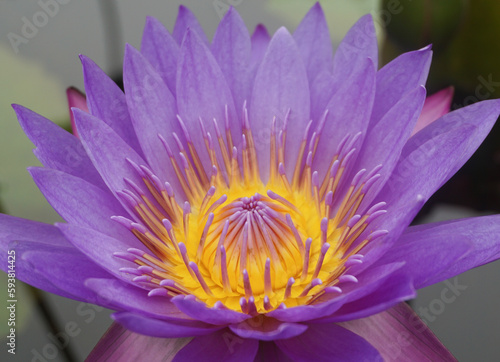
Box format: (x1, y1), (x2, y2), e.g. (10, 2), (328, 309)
(113, 105), (387, 314)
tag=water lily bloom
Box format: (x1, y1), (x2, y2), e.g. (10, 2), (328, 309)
(2, 3), (500, 361)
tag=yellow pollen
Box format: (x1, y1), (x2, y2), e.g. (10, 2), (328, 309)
(116, 106), (385, 315)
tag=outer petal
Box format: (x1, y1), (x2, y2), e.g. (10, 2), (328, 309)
(171, 295), (250, 325)
(275, 323), (382, 362)
(3, 241), (76, 299)
(141, 16), (179, 95)
(412, 86), (454, 136)
(211, 7), (251, 114)
(29, 167), (134, 243)
(0, 216), (74, 298)
(172, 5), (209, 46)
(399, 215), (500, 286)
(72, 109), (148, 198)
(313, 58), (376, 180)
(293, 2), (333, 83)
(356, 86), (426, 210)
(250, 27), (310, 181)
(13, 105), (105, 189)
(85, 278), (189, 321)
(0, 213), (70, 248)
(374, 229), (472, 289)
(229, 317), (307, 341)
(370, 46), (432, 127)
(57, 223), (138, 282)
(112, 312), (222, 338)
(124, 44), (186, 197)
(172, 330), (259, 362)
(380, 99), (500, 213)
(331, 15), (378, 90)
(66, 87), (88, 138)
(361, 101), (500, 271)
(21, 244), (114, 305)
(340, 303), (456, 361)
(177, 29), (239, 178)
(250, 24), (270, 68)
(80, 55), (142, 154)
(86, 323), (192, 362)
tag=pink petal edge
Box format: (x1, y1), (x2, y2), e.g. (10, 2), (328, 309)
(66, 87), (89, 138)
(412, 86), (454, 136)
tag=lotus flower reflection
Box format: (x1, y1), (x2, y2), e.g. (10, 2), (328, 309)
(2, 4), (500, 361)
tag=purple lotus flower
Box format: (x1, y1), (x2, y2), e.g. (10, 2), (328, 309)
(2, 3), (500, 361)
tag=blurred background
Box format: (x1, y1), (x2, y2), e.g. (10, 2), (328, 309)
(1, 0), (499, 360)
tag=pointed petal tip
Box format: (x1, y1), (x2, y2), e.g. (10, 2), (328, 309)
(11, 103), (24, 113)
(275, 26), (292, 37)
(79, 53), (91, 64)
(420, 44), (433, 51)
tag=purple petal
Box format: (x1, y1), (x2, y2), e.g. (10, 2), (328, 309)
(331, 15), (378, 89)
(72, 109), (148, 197)
(12, 105), (105, 189)
(112, 312), (222, 338)
(211, 7), (251, 114)
(371, 46), (432, 126)
(172, 5), (209, 46)
(357, 86), (426, 174)
(340, 303), (456, 361)
(254, 342), (294, 362)
(57, 223), (139, 282)
(86, 322), (191, 362)
(177, 28), (239, 178)
(173, 330), (259, 362)
(171, 295), (250, 325)
(379, 99), (500, 222)
(400, 215), (500, 286)
(0, 213), (70, 248)
(293, 2), (333, 83)
(275, 323), (382, 362)
(374, 227), (473, 289)
(80, 55), (142, 154)
(29, 167), (135, 243)
(267, 262), (404, 322)
(318, 273), (416, 323)
(229, 317), (307, 341)
(309, 71), (335, 123)
(85, 278), (190, 321)
(21, 244), (114, 305)
(1, 239), (75, 299)
(123, 44), (186, 197)
(250, 27), (310, 181)
(412, 86), (454, 136)
(313, 58), (376, 180)
(356, 86), (426, 210)
(362, 100), (500, 268)
(250, 24), (270, 68)
(0, 217), (77, 298)
(141, 16), (179, 95)
(439, 99), (500, 180)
